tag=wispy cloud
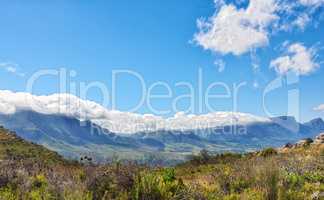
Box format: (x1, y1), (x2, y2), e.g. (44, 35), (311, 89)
(0, 62), (25, 77)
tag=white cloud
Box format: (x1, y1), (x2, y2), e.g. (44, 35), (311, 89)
(194, 0), (278, 55)
(314, 104), (324, 111)
(194, 0), (324, 57)
(0, 90), (270, 134)
(0, 62), (25, 77)
(270, 43), (319, 75)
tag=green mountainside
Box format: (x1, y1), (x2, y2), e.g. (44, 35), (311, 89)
(0, 126), (323, 200)
(0, 126), (68, 165)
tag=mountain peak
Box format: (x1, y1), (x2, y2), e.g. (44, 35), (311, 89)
(304, 118), (324, 129)
(270, 116), (300, 133)
(308, 118), (324, 124)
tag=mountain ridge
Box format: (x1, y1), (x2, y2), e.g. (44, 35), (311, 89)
(0, 109), (323, 163)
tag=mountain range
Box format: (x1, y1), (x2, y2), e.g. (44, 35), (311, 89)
(0, 90), (324, 164)
(0, 109), (323, 164)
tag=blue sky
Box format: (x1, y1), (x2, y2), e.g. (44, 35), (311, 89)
(0, 0), (323, 122)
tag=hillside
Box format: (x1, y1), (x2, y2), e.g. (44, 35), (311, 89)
(0, 126), (68, 165)
(175, 136), (324, 199)
(0, 127), (323, 199)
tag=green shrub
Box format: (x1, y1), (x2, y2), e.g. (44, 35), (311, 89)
(28, 175), (55, 200)
(259, 148), (277, 157)
(0, 187), (17, 200)
(303, 172), (324, 183)
(230, 179), (250, 193)
(283, 172), (309, 189)
(256, 165), (279, 200)
(131, 172), (164, 200)
(242, 189), (264, 200)
(223, 193), (241, 200)
(162, 168), (176, 183)
(78, 170), (87, 182)
(89, 174), (115, 200)
(63, 189), (92, 200)
(131, 171), (185, 200)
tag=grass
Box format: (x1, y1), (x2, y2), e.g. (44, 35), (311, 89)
(0, 126), (323, 199)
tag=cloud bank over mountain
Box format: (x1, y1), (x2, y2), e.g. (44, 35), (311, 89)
(0, 90), (270, 134)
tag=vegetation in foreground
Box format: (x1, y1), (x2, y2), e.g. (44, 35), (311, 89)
(0, 126), (323, 200)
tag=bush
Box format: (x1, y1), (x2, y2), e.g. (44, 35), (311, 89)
(0, 187), (17, 200)
(304, 138), (314, 145)
(230, 179), (250, 193)
(89, 174), (115, 200)
(263, 169), (279, 200)
(259, 148), (277, 157)
(242, 189), (264, 200)
(132, 173), (162, 200)
(283, 172), (305, 189)
(162, 168), (176, 183)
(29, 175), (55, 200)
(131, 171), (185, 200)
